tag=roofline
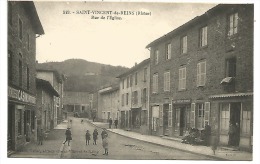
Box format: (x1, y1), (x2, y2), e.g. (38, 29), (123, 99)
(21, 1), (44, 35)
(145, 4), (251, 48)
(37, 69), (63, 83)
(117, 58), (150, 78)
(36, 78), (59, 97)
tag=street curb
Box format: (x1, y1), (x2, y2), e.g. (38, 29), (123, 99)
(85, 119), (227, 160)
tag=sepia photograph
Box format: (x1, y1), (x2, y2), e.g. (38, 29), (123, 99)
(1, 0), (259, 163)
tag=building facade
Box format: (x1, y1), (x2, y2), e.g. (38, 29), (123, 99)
(146, 4), (253, 151)
(117, 59), (150, 134)
(36, 78), (59, 133)
(97, 85), (120, 123)
(63, 91), (90, 117)
(36, 69), (64, 127)
(8, 1), (44, 152)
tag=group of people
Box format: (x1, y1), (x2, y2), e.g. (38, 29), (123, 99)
(108, 118), (118, 129)
(62, 127), (109, 155)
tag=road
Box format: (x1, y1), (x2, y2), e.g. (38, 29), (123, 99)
(61, 117), (214, 160)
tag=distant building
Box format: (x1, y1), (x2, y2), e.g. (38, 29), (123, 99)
(146, 4), (253, 151)
(63, 91), (90, 117)
(97, 85), (120, 123)
(8, 1), (44, 152)
(36, 69), (64, 127)
(117, 58), (150, 134)
(36, 78), (59, 133)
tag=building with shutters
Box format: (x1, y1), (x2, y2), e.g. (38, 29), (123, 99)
(8, 1), (44, 153)
(146, 4), (253, 151)
(117, 58), (150, 134)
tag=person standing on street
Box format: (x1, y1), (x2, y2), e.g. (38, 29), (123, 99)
(38, 128), (44, 145)
(108, 118), (113, 129)
(101, 128), (108, 140)
(228, 122), (236, 146)
(204, 122), (211, 146)
(63, 128), (72, 146)
(93, 129), (98, 145)
(234, 122), (240, 147)
(114, 118), (118, 129)
(85, 130), (91, 145)
(102, 133), (109, 155)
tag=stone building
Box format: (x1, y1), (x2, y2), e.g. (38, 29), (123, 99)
(8, 1), (44, 152)
(117, 58), (150, 134)
(146, 4), (253, 151)
(97, 85), (120, 123)
(36, 69), (64, 127)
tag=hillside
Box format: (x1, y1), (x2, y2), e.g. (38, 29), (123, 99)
(37, 59), (129, 92)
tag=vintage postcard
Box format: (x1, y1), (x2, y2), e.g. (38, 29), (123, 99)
(1, 0), (259, 163)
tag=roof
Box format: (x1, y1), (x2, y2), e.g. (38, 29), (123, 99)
(21, 1), (44, 35)
(209, 92), (253, 99)
(37, 69), (63, 83)
(146, 4), (249, 48)
(117, 58), (150, 78)
(36, 78), (59, 97)
(98, 84), (119, 94)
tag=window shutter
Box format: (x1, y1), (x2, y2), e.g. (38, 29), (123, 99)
(179, 69), (182, 89)
(197, 63), (200, 86)
(159, 104), (163, 126)
(168, 104), (172, 127)
(191, 103), (196, 128)
(204, 102), (210, 125)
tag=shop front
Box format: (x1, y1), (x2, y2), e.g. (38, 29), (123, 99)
(209, 93), (253, 151)
(8, 86), (37, 151)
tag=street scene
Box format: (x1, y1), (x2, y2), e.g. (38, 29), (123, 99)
(5, 0), (255, 162)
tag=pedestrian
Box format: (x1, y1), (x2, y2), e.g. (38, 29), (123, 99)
(81, 119), (83, 124)
(85, 130), (91, 145)
(102, 133), (109, 155)
(108, 118), (112, 129)
(93, 115), (96, 122)
(93, 129), (98, 145)
(234, 122), (240, 146)
(63, 127), (72, 146)
(38, 128), (44, 145)
(114, 118), (118, 129)
(101, 128), (108, 140)
(228, 122), (236, 146)
(204, 122), (211, 146)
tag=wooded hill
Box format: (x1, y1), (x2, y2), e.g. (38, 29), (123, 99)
(37, 59), (129, 92)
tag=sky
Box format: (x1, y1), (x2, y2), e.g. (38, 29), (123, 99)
(34, 1), (217, 67)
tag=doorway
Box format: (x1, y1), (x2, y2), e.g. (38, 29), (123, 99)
(163, 104), (169, 135)
(8, 104), (15, 151)
(179, 107), (186, 136)
(229, 103), (241, 146)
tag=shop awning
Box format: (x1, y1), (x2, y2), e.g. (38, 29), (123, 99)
(209, 92), (253, 99)
(220, 77), (234, 84)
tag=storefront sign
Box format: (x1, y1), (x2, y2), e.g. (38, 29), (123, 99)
(8, 86), (36, 104)
(172, 99), (191, 104)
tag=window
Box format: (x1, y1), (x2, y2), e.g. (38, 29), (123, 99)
(18, 18), (23, 40)
(228, 12), (238, 36)
(199, 26), (207, 47)
(121, 94), (124, 106)
(142, 88), (147, 108)
(179, 67), (186, 90)
(26, 66), (29, 90)
(155, 50), (159, 65)
(181, 36), (187, 54)
(126, 93), (129, 105)
(197, 61), (206, 87)
(18, 110), (22, 135)
(127, 76), (129, 88)
(8, 2), (12, 26)
(226, 58), (236, 77)
(220, 103), (230, 132)
(8, 50), (13, 82)
(197, 103), (205, 129)
(132, 91), (138, 105)
(152, 73), (158, 93)
(164, 71), (170, 91)
(19, 59), (22, 87)
(166, 43), (171, 60)
(135, 72), (138, 85)
(122, 79), (124, 89)
(143, 67), (147, 82)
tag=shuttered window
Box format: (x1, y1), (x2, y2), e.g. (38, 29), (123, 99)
(204, 102), (210, 125)
(153, 73), (158, 93)
(191, 103), (196, 128)
(228, 12), (238, 36)
(179, 67), (186, 90)
(164, 71), (170, 92)
(168, 104), (172, 127)
(159, 104), (163, 126)
(197, 61), (206, 87)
